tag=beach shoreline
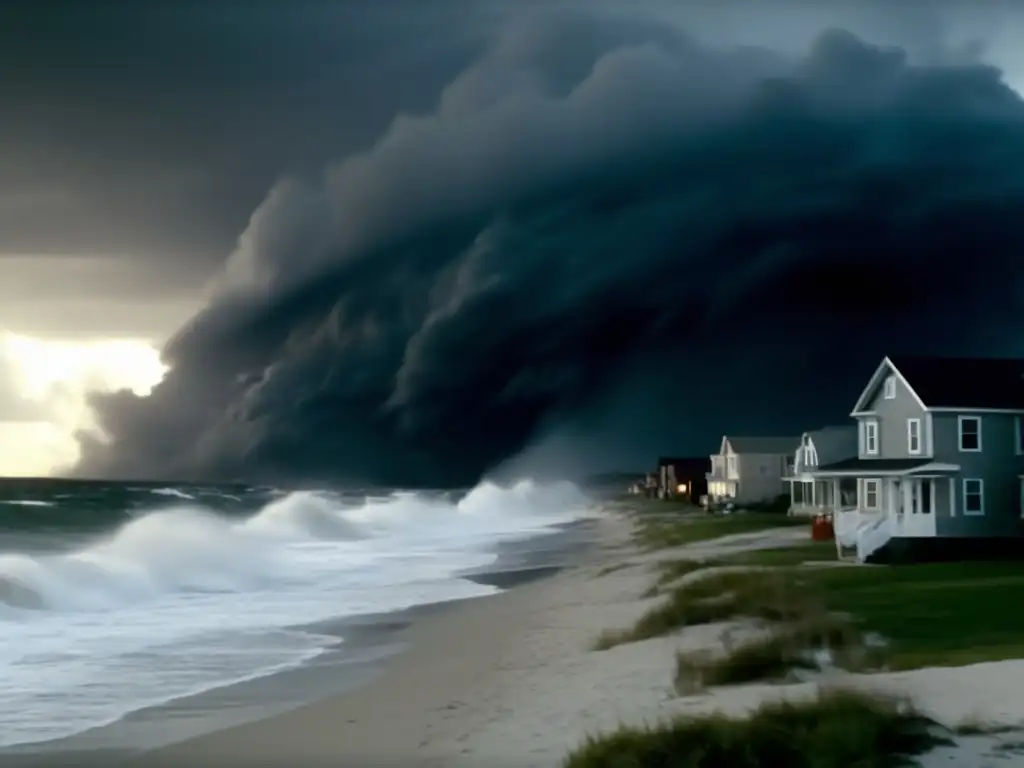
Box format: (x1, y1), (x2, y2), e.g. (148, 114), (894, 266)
(0, 518), (602, 768)
(144, 510), (1024, 768)
(14, 507), (1024, 768)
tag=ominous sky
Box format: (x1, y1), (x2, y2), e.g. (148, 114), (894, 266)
(5, 0), (1024, 484)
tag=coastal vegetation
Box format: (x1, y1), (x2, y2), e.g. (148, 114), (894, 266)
(599, 553), (1024, 669)
(563, 688), (946, 768)
(632, 511), (806, 551)
(577, 511), (1024, 767)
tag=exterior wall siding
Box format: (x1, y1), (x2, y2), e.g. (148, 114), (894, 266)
(858, 373), (930, 459)
(736, 453), (788, 503)
(931, 412), (1024, 537)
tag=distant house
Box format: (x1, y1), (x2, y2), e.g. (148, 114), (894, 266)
(784, 426), (858, 517)
(656, 457), (710, 503)
(706, 435), (800, 505)
(806, 355), (1024, 563)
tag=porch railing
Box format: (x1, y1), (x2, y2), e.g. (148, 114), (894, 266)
(831, 507), (890, 561)
(856, 515), (892, 562)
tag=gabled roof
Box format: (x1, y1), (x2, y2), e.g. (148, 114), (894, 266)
(889, 356), (1024, 410)
(853, 355), (1024, 412)
(725, 435), (800, 454)
(803, 425), (857, 440)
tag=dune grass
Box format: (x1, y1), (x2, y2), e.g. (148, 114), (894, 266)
(647, 542), (838, 596)
(673, 614), (873, 692)
(593, 569), (813, 651)
(563, 688), (947, 768)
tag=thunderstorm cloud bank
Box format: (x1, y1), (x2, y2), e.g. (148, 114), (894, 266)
(75, 8), (1024, 486)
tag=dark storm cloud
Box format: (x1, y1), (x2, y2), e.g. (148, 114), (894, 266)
(0, 0), (492, 299)
(74, 6), (1024, 485)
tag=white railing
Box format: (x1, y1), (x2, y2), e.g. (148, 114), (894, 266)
(832, 507), (891, 561)
(832, 507), (863, 548)
(856, 515), (892, 562)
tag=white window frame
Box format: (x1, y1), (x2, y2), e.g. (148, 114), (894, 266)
(863, 479), (880, 510)
(957, 415), (982, 452)
(962, 478), (984, 516)
(726, 454), (737, 475)
(864, 419), (879, 455)
(883, 376), (896, 399)
(907, 418), (921, 455)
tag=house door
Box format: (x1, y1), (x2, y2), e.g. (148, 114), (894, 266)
(901, 479), (937, 537)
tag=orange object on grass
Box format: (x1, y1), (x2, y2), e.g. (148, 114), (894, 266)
(810, 514), (834, 541)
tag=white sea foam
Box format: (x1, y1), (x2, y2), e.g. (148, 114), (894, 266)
(1, 500), (55, 507)
(149, 487), (196, 500)
(0, 479), (594, 747)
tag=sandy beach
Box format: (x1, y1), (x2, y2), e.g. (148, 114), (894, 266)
(33, 510), (1024, 768)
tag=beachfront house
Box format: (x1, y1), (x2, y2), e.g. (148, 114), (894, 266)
(808, 355), (1024, 563)
(656, 457), (710, 503)
(784, 426), (858, 517)
(706, 435), (800, 506)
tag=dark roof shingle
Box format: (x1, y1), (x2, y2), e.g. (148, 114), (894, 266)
(889, 355), (1024, 409)
(816, 457), (932, 473)
(726, 436), (800, 454)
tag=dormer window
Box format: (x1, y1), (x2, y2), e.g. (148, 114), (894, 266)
(883, 375), (896, 399)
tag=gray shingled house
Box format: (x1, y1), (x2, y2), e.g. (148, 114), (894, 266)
(809, 355), (1024, 563)
(706, 435), (800, 506)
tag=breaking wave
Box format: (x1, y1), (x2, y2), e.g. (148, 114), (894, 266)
(0, 478), (596, 747)
(0, 479), (591, 614)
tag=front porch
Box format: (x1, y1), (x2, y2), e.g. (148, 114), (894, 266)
(785, 475), (857, 518)
(706, 475), (737, 501)
(808, 458), (961, 561)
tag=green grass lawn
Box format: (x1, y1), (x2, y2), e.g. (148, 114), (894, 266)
(718, 540), (838, 567)
(815, 562), (1024, 669)
(634, 513), (807, 550)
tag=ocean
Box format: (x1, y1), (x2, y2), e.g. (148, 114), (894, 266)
(0, 477), (596, 749)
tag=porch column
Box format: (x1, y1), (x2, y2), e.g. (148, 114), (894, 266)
(832, 479), (839, 510)
(811, 480), (817, 508)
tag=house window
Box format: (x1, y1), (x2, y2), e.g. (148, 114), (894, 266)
(963, 478), (984, 516)
(883, 376), (896, 399)
(907, 418), (921, 455)
(863, 479), (880, 509)
(958, 416), (981, 452)
(864, 420), (879, 455)
(727, 455), (737, 475)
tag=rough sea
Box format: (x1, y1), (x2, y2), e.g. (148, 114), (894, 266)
(0, 477), (596, 748)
